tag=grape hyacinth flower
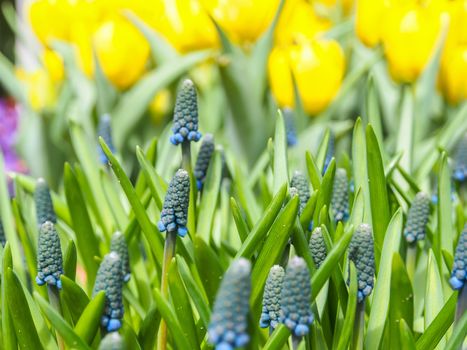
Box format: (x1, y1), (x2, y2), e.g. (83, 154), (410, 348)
(450, 225), (467, 290)
(403, 192), (430, 244)
(110, 231), (131, 283)
(0, 220), (6, 247)
(97, 114), (115, 165)
(280, 257), (314, 337)
(283, 108), (297, 147)
(290, 171), (310, 216)
(260, 265), (285, 330)
(34, 178), (56, 226)
(194, 133), (215, 190)
(157, 169), (190, 237)
(36, 221), (63, 289)
(323, 131), (335, 174)
(99, 332), (127, 350)
(208, 258), (251, 350)
(452, 133), (467, 182)
(348, 224), (375, 303)
(93, 252), (124, 332)
(331, 168), (349, 222)
(169, 79), (201, 145)
(309, 227), (327, 268)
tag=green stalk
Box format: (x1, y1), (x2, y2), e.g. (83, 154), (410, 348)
(352, 301), (365, 350)
(292, 335), (301, 350)
(47, 286), (65, 350)
(182, 141), (192, 173)
(455, 285), (466, 323)
(406, 244), (417, 283)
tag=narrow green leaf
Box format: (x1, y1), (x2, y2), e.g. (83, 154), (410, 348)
(336, 263), (357, 350)
(60, 275), (90, 324)
(365, 76), (384, 159)
(273, 111), (288, 194)
(74, 291), (105, 344)
(263, 324), (291, 350)
(63, 240), (77, 281)
(316, 129), (331, 171)
(445, 311), (467, 350)
(0, 51), (28, 104)
(2, 244), (17, 349)
(400, 319), (416, 350)
(305, 151), (322, 190)
(230, 198), (249, 242)
(313, 160), (335, 224)
(437, 152), (454, 262)
(138, 307), (160, 350)
(396, 86), (415, 171)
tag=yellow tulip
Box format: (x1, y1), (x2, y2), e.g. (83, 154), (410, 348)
(381, 2), (442, 83)
(268, 39), (345, 115)
(203, 0), (280, 44)
(94, 15), (150, 89)
(42, 49), (64, 83)
(439, 44), (467, 104)
(355, 0), (387, 47)
(315, 0), (355, 15)
(16, 68), (56, 111)
(149, 89), (172, 124)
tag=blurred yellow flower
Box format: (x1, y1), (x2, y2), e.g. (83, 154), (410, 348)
(355, 0), (387, 47)
(16, 68), (56, 111)
(42, 49), (64, 83)
(439, 44), (467, 104)
(275, 0), (331, 46)
(203, 0), (280, 44)
(268, 39), (345, 115)
(381, 2), (442, 83)
(315, 0), (355, 15)
(94, 16), (150, 89)
(149, 89), (172, 124)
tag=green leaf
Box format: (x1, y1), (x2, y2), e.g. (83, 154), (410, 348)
(437, 152), (454, 261)
(34, 292), (91, 350)
(316, 129), (331, 171)
(365, 209), (402, 349)
(2, 244), (17, 349)
(349, 187), (364, 226)
(273, 111), (288, 194)
(63, 240), (77, 281)
(263, 324), (291, 350)
(74, 291), (105, 344)
(445, 311), (467, 350)
(138, 307), (160, 350)
(365, 76), (384, 160)
(230, 198), (249, 242)
(396, 86), (415, 171)
(60, 275), (90, 324)
(305, 151), (322, 190)
(366, 124), (390, 258)
(0, 51), (28, 105)
(313, 160), (335, 224)
(399, 319), (416, 350)
(336, 263), (357, 350)
(153, 288), (192, 350)
(5, 268), (43, 350)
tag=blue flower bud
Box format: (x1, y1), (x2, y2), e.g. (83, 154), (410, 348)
(194, 134), (215, 190)
(110, 231), (130, 283)
(348, 224), (375, 303)
(323, 131), (335, 174)
(97, 114), (115, 165)
(280, 257), (313, 337)
(309, 227), (327, 268)
(36, 221), (63, 289)
(35, 178), (56, 226)
(403, 192), (430, 244)
(99, 332), (127, 350)
(290, 171), (310, 216)
(157, 169), (190, 237)
(453, 133), (467, 182)
(450, 225), (467, 290)
(331, 168), (349, 223)
(283, 108), (297, 147)
(0, 220), (6, 247)
(170, 79), (201, 145)
(93, 252), (124, 332)
(208, 258), (251, 350)
(260, 265), (284, 330)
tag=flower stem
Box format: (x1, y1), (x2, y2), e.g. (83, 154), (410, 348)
(455, 285), (466, 323)
(47, 286), (65, 350)
(182, 141), (192, 173)
(406, 244), (417, 283)
(292, 335), (301, 350)
(352, 301), (365, 350)
(157, 231), (177, 350)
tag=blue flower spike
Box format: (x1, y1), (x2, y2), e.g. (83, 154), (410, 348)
(283, 108), (297, 147)
(110, 231), (131, 283)
(194, 133), (215, 190)
(348, 224), (375, 303)
(331, 168), (350, 223)
(452, 132), (467, 182)
(93, 252), (124, 333)
(290, 171), (310, 216)
(450, 225), (467, 290)
(208, 258), (251, 350)
(309, 227), (327, 268)
(36, 221), (63, 289)
(403, 192), (430, 244)
(35, 178), (57, 226)
(97, 114), (115, 165)
(280, 257), (314, 337)
(158, 169), (190, 238)
(170, 79), (201, 145)
(260, 265), (285, 330)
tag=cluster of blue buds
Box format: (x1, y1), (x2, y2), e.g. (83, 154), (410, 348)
(283, 108), (297, 147)
(170, 79), (202, 145)
(36, 221), (63, 289)
(110, 231), (131, 283)
(453, 133), (467, 182)
(290, 171), (310, 216)
(194, 133), (215, 190)
(97, 114), (115, 165)
(280, 257), (313, 337)
(0, 220), (6, 247)
(450, 225), (466, 290)
(348, 224), (375, 303)
(331, 168), (349, 222)
(157, 169), (190, 237)
(309, 227), (327, 268)
(35, 178), (57, 226)
(403, 192), (430, 244)
(98, 332), (126, 350)
(93, 252), (124, 333)
(323, 131), (335, 174)
(208, 258), (251, 350)
(260, 265), (285, 330)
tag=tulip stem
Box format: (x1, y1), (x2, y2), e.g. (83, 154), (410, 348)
(182, 141), (192, 173)
(157, 231), (177, 350)
(48, 286), (65, 350)
(351, 301), (365, 350)
(406, 244), (417, 283)
(455, 285), (467, 323)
